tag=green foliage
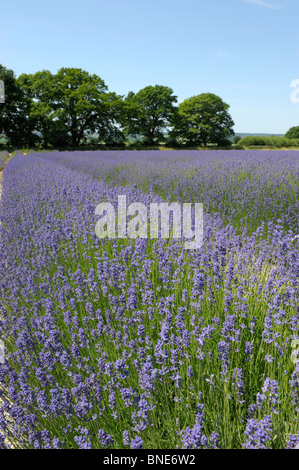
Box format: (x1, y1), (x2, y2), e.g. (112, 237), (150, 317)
(121, 85), (177, 144)
(16, 68), (124, 148)
(238, 136), (266, 146)
(284, 126), (299, 140)
(233, 144), (245, 150)
(233, 136), (242, 144)
(0, 65), (38, 148)
(6, 63), (289, 150)
(170, 93), (234, 146)
(238, 135), (299, 148)
(17, 70), (64, 147)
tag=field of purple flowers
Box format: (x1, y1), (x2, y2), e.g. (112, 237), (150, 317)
(0, 150), (298, 449)
(33, 149), (299, 237)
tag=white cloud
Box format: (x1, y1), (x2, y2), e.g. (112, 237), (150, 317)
(243, 0), (285, 9)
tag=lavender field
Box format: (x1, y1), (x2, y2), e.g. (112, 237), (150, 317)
(0, 149), (298, 449)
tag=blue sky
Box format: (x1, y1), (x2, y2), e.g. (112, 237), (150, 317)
(2, 0), (299, 133)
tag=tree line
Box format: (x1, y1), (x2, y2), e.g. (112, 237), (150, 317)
(0, 65), (235, 149)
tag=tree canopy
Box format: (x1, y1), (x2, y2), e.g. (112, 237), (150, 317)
(0, 65), (37, 147)
(121, 85), (177, 144)
(170, 93), (234, 146)
(285, 126), (299, 140)
(16, 68), (124, 147)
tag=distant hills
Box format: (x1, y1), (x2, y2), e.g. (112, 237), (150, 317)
(234, 132), (284, 138)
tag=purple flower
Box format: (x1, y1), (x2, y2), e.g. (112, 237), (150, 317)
(261, 377), (280, 413)
(159, 321), (170, 344)
(243, 415), (273, 449)
(231, 368), (245, 404)
(130, 436), (143, 449)
(98, 429), (113, 448)
(123, 430), (130, 446)
(74, 434), (91, 449)
(286, 435), (299, 449)
(244, 341), (254, 361)
(180, 423), (208, 449)
(209, 431), (221, 449)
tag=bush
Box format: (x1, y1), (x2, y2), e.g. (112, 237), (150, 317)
(233, 144), (245, 150)
(238, 136), (266, 146)
(238, 135), (299, 148)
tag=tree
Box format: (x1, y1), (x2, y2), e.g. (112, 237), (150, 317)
(121, 85), (177, 144)
(0, 64), (37, 147)
(170, 93), (234, 147)
(54, 68), (109, 147)
(233, 135), (241, 144)
(17, 68), (124, 147)
(17, 70), (62, 147)
(285, 126), (299, 140)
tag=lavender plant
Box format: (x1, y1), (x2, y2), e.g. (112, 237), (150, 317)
(0, 150), (298, 449)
